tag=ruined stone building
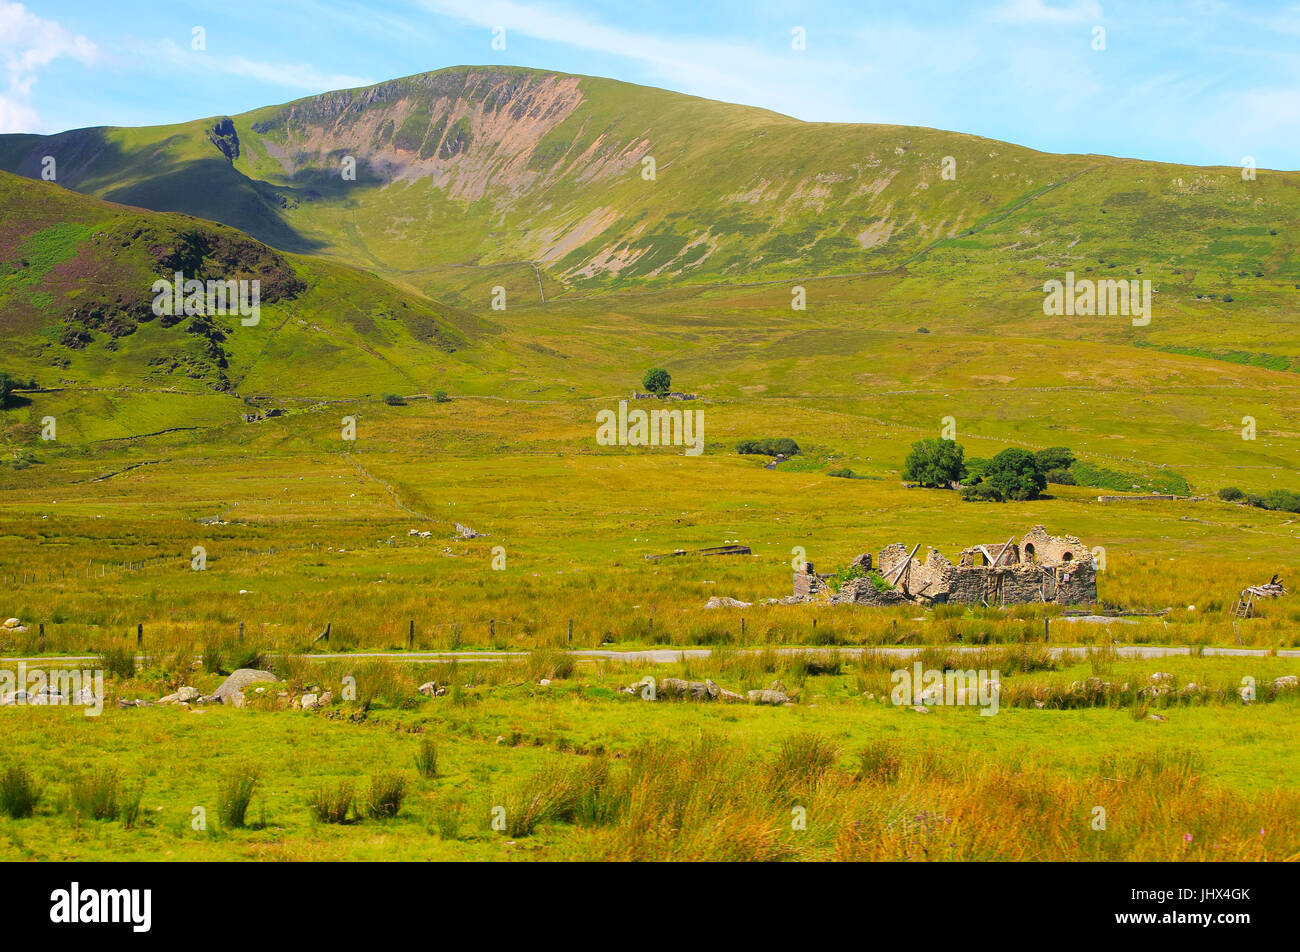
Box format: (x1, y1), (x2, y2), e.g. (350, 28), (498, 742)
(792, 526), (1096, 607)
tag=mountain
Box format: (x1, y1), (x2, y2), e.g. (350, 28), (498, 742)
(2, 67), (1299, 491)
(2, 66), (1296, 306)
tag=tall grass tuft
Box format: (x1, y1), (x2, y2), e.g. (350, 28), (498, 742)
(415, 736), (438, 779)
(308, 780), (355, 824)
(98, 645), (136, 680)
(217, 763), (261, 829)
(70, 768), (120, 820)
(365, 772), (407, 819)
(0, 764), (41, 818)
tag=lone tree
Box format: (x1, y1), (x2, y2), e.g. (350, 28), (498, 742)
(902, 439), (966, 488)
(0, 373), (13, 409)
(642, 367), (671, 396)
(984, 448), (1047, 501)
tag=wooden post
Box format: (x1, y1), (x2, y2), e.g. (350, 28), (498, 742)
(238, 621), (244, 642)
(567, 619), (573, 643)
(1044, 618), (1050, 642)
(740, 617), (746, 637)
(490, 619), (495, 638)
(408, 619), (414, 650)
(38, 623), (45, 652)
(137, 623), (143, 648)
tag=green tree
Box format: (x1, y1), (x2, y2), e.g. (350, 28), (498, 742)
(0, 373), (12, 409)
(901, 439), (966, 488)
(642, 367), (671, 396)
(1035, 446), (1075, 472)
(984, 448), (1047, 501)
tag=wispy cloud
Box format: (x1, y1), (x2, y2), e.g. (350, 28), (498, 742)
(0, 1), (97, 132)
(153, 39), (374, 92)
(991, 0), (1104, 24)
(416, 0), (871, 120)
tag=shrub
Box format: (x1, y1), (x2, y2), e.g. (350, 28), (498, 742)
(1260, 489), (1300, 514)
(1218, 486), (1245, 502)
(433, 390), (451, 403)
(1045, 467), (1076, 485)
(415, 736), (438, 779)
(217, 763), (260, 829)
(382, 393), (406, 406)
(365, 772), (407, 819)
(827, 467), (857, 478)
(902, 439), (966, 487)
(0, 764), (40, 818)
(983, 447), (1046, 500)
(70, 768), (120, 820)
(961, 482), (1005, 503)
(308, 781), (355, 824)
(1035, 446), (1076, 472)
(642, 367), (671, 396)
(735, 437), (801, 457)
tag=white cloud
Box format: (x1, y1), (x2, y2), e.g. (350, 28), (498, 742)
(155, 40), (374, 92)
(0, 1), (97, 132)
(416, 0), (871, 120)
(991, 0), (1103, 24)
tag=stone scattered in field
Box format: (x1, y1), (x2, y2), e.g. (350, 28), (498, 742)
(3, 617), (21, 629)
(299, 692), (320, 709)
(223, 691), (246, 708)
(703, 596), (751, 609)
(1274, 675), (1298, 692)
(214, 668), (278, 700)
(910, 705), (931, 714)
(455, 523), (486, 538)
(418, 681), (445, 697)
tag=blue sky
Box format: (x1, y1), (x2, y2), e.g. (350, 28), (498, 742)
(4, 0), (1299, 168)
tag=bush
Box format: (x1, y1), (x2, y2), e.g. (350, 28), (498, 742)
(1045, 467), (1076, 485)
(735, 437), (800, 457)
(961, 482), (1005, 503)
(308, 781), (355, 824)
(382, 393), (406, 406)
(1035, 446), (1076, 472)
(1218, 486), (1245, 502)
(433, 390), (451, 403)
(217, 763), (260, 829)
(1260, 489), (1300, 514)
(365, 772), (407, 819)
(0, 764), (40, 818)
(902, 439), (966, 488)
(983, 447), (1046, 501)
(415, 736), (438, 779)
(827, 467), (857, 478)
(642, 367), (671, 396)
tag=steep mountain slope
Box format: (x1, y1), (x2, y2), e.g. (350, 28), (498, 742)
(0, 171), (478, 406)
(3, 66), (1296, 301)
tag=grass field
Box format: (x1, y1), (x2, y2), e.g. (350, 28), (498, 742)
(2, 67), (1299, 862)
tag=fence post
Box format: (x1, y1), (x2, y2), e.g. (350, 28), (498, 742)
(490, 619), (495, 638)
(740, 617), (746, 637)
(408, 619), (414, 650)
(137, 623), (143, 648)
(238, 621), (244, 642)
(1044, 618), (1050, 642)
(568, 619), (573, 643)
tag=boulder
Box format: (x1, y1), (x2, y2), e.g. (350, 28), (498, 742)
(213, 668), (277, 700)
(455, 523), (486, 539)
(222, 691), (246, 708)
(1274, 675), (1299, 692)
(2, 618), (20, 629)
(300, 692), (320, 709)
(703, 596), (751, 609)
(319, 690), (333, 705)
(175, 686), (200, 702)
(418, 681), (445, 697)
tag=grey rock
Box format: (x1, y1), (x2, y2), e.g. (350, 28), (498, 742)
(214, 668), (277, 699)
